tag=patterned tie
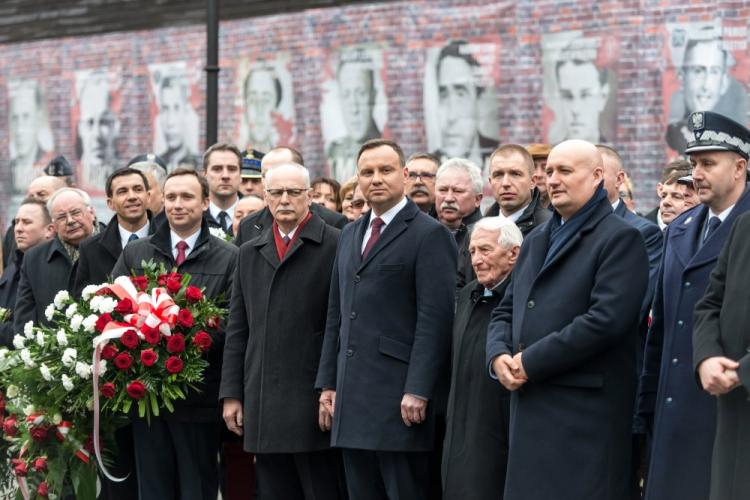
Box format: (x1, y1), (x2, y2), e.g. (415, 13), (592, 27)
(362, 217), (385, 259)
(218, 211), (230, 232)
(703, 216), (721, 243)
(175, 241), (189, 266)
(127, 234), (139, 243)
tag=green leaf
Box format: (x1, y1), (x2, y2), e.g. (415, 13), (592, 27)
(149, 391), (159, 417)
(137, 399), (146, 418)
(71, 461), (98, 500)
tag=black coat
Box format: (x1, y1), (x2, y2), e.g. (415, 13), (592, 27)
(315, 199), (457, 451)
(111, 220), (238, 423)
(0, 251), (23, 347)
(486, 196), (649, 500)
(2, 223), (15, 270)
(693, 211), (750, 500)
(219, 214), (340, 453)
(235, 203), (347, 247)
(442, 280), (509, 500)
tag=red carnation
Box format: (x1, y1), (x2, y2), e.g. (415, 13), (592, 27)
(131, 275), (148, 292)
(32, 457), (47, 472)
(3, 416), (18, 437)
(165, 356), (184, 374)
(166, 334), (185, 354)
(192, 331), (212, 352)
(176, 309), (194, 328)
(126, 381), (146, 400)
(37, 481), (49, 497)
(114, 352), (133, 371)
(140, 349), (158, 367)
(166, 278), (182, 294)
(100, 382), (116, 399)
(120, 329), (140, 350)
(206, 315), (220, 330)
(115, 298), (134, 314)
(102, 344), (118, 360)
(185, 286), (203, 303)
(142, 326), (161, 345)
(12, 459), (27, 477)
(30, 425), (49, 442)
(158, 272), (182, 286)
(95, 313), (113, 333)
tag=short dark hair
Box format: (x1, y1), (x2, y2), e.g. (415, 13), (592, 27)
(105, 167), (150, 198)
(436, 40), (484, 97)
(660, 158), (691, 183)
(406, 152), (440, 169)
(202, 142), (242, 171)
(490, 144), (535, 177)
(357, 139), (405, 167)
(18, 197), (51, 224)
(165, 167), (210, 200)
(555, 58), (608, 87)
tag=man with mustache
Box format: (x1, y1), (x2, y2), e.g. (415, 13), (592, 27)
(405, 153), (440, 216)
(203, 143), (242, 237)
(435, 158), (484, 235)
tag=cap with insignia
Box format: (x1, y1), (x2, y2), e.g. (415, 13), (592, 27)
(241, 149), (264, 179)
(526, 143), (552, 159)
(126, 153), (168, 173)
(44, 156), (73, 177)
(685, 111), (750, 160)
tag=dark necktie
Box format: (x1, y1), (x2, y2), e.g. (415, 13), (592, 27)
(175, 241), (189, 266)
(362, 217), (385, 259)
(218, 211), (230, 232)
(127, 233), (139, 244)
(282, 235), (291, 246)
(704, 216), (721, 243)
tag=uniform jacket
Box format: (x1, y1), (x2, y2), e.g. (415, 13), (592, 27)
(111, 220), (238, 422)
(219, 214), (340, 453)
(315, 199), (457, 451)
(235, 203), (347, 247)
(486, 195), (648, 500)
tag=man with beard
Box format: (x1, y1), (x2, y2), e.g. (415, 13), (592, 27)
(405, 153), (439, 216)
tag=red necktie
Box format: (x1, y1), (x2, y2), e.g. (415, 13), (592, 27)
(362, 217), (384, 259)
(175, 241), (189, 266)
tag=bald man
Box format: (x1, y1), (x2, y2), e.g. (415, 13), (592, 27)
(486, 140), (649, 500)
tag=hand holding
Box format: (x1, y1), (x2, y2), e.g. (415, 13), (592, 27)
(698, 357), (740, 396)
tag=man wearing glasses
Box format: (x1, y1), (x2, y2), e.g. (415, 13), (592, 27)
(405, 153), (439, 216)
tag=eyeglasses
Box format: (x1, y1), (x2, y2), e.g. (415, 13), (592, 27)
(407, 172), (436, 181)
(53, 208), (85, 224)
(351, 199), (366, 209)
(265, 188), (309, 198)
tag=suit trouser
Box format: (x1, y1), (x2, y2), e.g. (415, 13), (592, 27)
(255, 449), (345, 500)
(132, 417), (220, 500)
(99, 424), (138, 500)
(341, 449), (430, 500)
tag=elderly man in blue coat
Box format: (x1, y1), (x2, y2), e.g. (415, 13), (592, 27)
(637, 111), (750, 500)
(486, 139), (649, 500)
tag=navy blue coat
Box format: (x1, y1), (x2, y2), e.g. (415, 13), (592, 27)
(315, 199), (456, 451)
(486, 196), (649, 500)
(638, 185), (750, 500)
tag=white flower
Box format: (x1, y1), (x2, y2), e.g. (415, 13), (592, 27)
(20, 348), (35, 368)
(89, 296), (102, 312)
(23, 404), (35, 416)
(6, 385), (18, 398)
(35, 330), (45, 347)
(52, 413), (62, 425)
(97, 360), (107, 375)
(61, 374), (74, 392)
(23, 321), (34, 339)
(82, 315), (98, 333)
(81, 284), (101, 301)
(97, 297), (116, 314)
(56, 329), (68, 347)
(12, 335), (25, 349)
(65, 303), (78, 319)
(45, 304), (55, 322)
(75, 361), (91, 380)
(86, 398), (94, 411)
(39, 364), (53, 382)
(0, 348), (8, 360)
(53, 290), (70, 309)
(62, 348), (77, 368)
(209, 226), (227, 240)
(70, 314), (84, 332)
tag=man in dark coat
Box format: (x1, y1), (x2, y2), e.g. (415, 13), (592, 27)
(111, 168), (238, 500)
(220, 163), (343, 499)
(315, 140), (456, 500)
(486, 140), (649, 500)
(693, 211), (750, 500)
(14, 187), (98, 332)
(638, 111), (750, 500)
(201, 143), (242, 237)
(442, 216), (522, 500)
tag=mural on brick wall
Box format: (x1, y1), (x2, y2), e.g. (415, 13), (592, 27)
(663, 20), (749, 156)
(234, 52), (296, 156)
(424, 39), (501, 178)
(149, 61), (202, 171)
(7, 79), (55, 194)
(72, 69), (123, 194)
(320, 45), (388, 182)
(541, 31), (619, 146)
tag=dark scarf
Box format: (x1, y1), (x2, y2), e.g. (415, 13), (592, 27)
(544, 182), (608, 267)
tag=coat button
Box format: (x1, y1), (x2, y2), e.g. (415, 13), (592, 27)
(527, 300), (535, 309)
(350, 312), (357, 320)
(346, 349), (354, 357)
(354, 275), (360, 283)
(677, 320), (684, 327)
(672, 358), (678, 365)
(665, 397), (673, 404)
(684, 281), (691, 288)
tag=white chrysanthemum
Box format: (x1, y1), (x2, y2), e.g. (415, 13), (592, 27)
(82, 315), (98, 333)
(20, 348), (35, 368)
(35, 330), (45, 347)
(56, 329), (68, 347)
(70, 314), (84, 332)
(6, 385), (18, 398)
(23, 321), (34, 339)
(61, 374), (74, 392)
(45, 304), (55, 322)
(62, 348), (77, 368)
(209, 226), (227, 240)
(97, 297), (116, 314)
(23, 404), (35, 416)
(75, 361), (91, 380)
(0, 348), (8, 360)
(97, 359), (107, 375)
(52, 413), (62, 425)
(39, 364), (53, 382)
(53, 290), (70, 309)
(89, 295), (102, 312)
(12, 335), (25, 349)
(81, 284), (102, 301)
(65, 303), (78, 319)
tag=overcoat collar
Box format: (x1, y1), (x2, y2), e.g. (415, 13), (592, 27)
(46, 237), (72, 265)
(150, 218), (212, 265)
(253, 212), (326, 268)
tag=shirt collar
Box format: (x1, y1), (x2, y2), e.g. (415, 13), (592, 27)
(611, 199), (621, 211)
(209, 199), (238, 221)
(118, 221), (150, 249)
(369, 196), (408, 227)
(709, 204), (735, 223)
(505, 203), (529, 223)
(656, 209), (667, 230)
(170, 228), (201, 253)
(278, 225), (299, 240)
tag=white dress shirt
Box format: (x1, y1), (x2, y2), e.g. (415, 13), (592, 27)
(118, 221), (150, 249)
(361, 196), (408, 253)
(170, 229), (201, 260)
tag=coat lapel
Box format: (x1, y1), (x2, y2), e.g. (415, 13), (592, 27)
(254, 227), (280, 269)
(357, 202), (416, 271)
(351, 212), (370, 267)
(100, 215), (123, 260)
(282, 214), (325, 263)
(668, 206), (703, 270)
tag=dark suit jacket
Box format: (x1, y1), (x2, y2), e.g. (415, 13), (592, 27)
(204, 208), (234, 236)
(235, 203), (347, 247)
(220, 214), (340, 453)
(486, 196), (648, 500)
(644, 206), (659, 225)
(0, 251), (23, 346)
(315, 199), (457, 451)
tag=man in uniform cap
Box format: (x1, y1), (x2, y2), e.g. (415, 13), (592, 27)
(639, 111), (750, 500)
(239, 149), (264, 198)
(526, 143), (551, 208)
(44, 155), (75, 186)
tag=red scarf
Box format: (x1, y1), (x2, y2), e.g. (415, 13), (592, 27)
(272, 212), (312, 261)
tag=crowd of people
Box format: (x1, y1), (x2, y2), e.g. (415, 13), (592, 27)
(0, 108), (748, 500)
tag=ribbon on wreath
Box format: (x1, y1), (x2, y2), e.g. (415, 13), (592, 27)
(55, 421), (91, 464)
(15, 446), (30, 500)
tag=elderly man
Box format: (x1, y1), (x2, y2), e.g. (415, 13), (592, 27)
(435, 158), (484, 235)
(202, 143), (242, 237)
(14, 188), (98, 330)
(442, 216), (521, 500)
(221, 163), (343, 499)
(487, 140), (648, 500)
(112, 168), (237, 500)
(638, 111), (750, 500)
(231, 195), (264, 236)
(405, 153), (440, 215)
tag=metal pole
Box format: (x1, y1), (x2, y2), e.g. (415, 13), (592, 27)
(205, 0), (219, 147)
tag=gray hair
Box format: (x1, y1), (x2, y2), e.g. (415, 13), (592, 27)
(472, 216), (523, 249)
(436, 157), (484, 194)
(131, 162), (167, 189)
(47, 187), (92, 214)
(264, 162), (311, 189)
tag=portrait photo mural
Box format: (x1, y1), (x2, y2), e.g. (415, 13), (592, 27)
(541, 31), (619, 145)
(72, 69), (122, 194)
(663, 21), (749, 156)
(7, 79), (55, 193)
(424, 39), (500, 178)
(149, 61), (201, 171)
(320, 45), (388, 182)
(235, 53), (296, 155)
